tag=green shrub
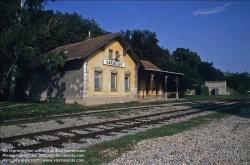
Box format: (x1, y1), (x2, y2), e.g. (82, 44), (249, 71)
(202, 86), (209, 95)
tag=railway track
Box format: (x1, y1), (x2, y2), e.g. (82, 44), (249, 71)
(1, 100), (248, 161)
(0, 101), (203, 124)
(2, 98), (249, 125)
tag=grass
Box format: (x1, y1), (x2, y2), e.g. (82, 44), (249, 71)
(0, 117), (65, 127)
(0, 101), (161, 122)
(181, 94), (249, 102)
(1, 95), (249, 122)
(44, 103), (250, 165)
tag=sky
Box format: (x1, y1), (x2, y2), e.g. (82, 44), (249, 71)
(44, 1), (250, 74)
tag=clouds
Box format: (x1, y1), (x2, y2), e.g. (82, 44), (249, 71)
(191, 4), (229, 16)
(235, 18), (240, 23)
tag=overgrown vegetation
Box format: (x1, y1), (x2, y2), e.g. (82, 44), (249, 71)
(225, 71), (250, 95)
(0, 0), (107, 102)
(201, 86), (209, 96)
(46, 103), (249, 165)
(0, 0), (66, 102)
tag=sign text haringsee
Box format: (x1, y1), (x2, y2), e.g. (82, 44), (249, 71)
(103, 60), (125, 67)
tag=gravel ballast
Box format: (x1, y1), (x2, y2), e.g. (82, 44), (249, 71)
(106, 113), (250, 165)
(1, 104), (249, 165)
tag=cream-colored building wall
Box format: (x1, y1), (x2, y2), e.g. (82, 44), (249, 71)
(88, 39), (137, 98)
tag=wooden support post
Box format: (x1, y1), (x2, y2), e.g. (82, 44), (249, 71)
(176, 77), (178, 99)
(165, 76), (168, 99)
(150, 74), (154, 96)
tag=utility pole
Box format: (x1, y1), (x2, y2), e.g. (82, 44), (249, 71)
(21, 0), (25, 8)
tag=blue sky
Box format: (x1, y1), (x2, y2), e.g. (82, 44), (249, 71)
(45, 1), (250, 73)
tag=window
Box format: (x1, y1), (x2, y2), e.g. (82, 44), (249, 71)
(111, 74), (117, 90)
(115, 51), (120, 61)
(125, 76), (130, 91)
(109, 49), (113, 59)
(94, 72), (101, 90)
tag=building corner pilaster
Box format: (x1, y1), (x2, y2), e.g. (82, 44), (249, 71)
(83, 57), (89, 98)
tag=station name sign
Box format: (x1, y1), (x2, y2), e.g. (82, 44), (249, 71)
(103, 59), (125, 68)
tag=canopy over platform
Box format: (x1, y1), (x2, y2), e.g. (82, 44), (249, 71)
(138, 60), (183, 100)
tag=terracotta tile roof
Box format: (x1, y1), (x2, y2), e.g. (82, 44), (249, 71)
(140, 60), (162, 71)
(53, 32), (122, 61)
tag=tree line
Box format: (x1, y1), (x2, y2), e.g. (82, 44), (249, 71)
(120, 30), (250, 95)
(1, 0), (249, 101)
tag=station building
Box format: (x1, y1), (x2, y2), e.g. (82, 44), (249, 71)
(30, 33), (183, 105)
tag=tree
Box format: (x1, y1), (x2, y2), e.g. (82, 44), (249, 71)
(121, 29), (171, 65)
(48, 12), (107, 47)
(163, 48), (202, 94)
(172, 47), (201, 68)
(0, 0), (65, 102)
(198, 61), (225, 81)
(225, 71), (250, 94)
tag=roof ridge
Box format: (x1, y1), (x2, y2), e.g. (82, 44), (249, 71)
(51, 32), (134, 61)
(55, 32), (120, 49)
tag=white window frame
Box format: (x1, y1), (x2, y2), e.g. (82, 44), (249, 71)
(111, 73), (117, 91)
(125, 75), (130, 91)
(94, 72), (101, 91)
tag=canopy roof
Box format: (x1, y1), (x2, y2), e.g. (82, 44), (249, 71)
(140, 60), (184, 75)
